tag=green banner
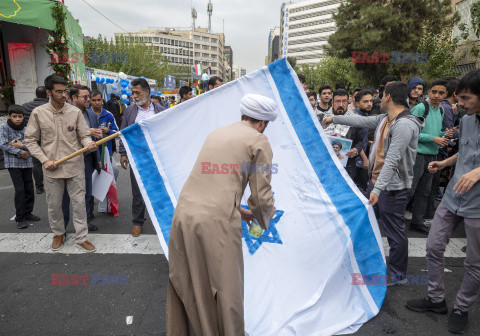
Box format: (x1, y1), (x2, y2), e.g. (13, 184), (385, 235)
(0, 0), (55, 30)
(0, 0), (86, 83)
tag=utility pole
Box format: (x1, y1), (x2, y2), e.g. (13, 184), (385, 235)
(191, 7), (197, 31)
(207, 0), (213, 33)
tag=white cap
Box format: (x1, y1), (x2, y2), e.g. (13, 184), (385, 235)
(240, 94), (278, 122)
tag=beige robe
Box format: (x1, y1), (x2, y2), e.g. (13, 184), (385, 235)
(167, 121), (275, 336)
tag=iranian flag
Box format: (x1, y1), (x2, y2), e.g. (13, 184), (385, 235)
(193, 64), (203, 76)
(101, 144), (119, 217)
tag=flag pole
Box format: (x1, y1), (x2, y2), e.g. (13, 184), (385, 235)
(54, 132), (120, 166)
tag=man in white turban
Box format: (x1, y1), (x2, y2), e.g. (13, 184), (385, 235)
(167, 94), (277, 336)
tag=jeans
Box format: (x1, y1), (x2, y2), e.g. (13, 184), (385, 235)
(8, 168), (34, 221)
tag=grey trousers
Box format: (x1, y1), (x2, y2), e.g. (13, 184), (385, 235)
(130, 168), (146, 226)
(426, 202), (480, 312)
(410, 153), (436, 226)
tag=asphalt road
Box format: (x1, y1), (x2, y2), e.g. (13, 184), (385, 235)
(0, 155), (477, 335)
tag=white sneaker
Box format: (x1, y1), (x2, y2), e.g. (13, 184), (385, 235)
(404, 211), (412, 221)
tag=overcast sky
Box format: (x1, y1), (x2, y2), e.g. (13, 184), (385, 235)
(64, 0), (292, 74)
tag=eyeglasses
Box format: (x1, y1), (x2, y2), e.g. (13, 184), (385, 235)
(54, 90), (68, 95)
(78, 95), (91, 100)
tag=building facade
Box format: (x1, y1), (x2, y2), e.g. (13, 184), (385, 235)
(231, 64), (246, 80)
(224, 45), (233, 81)
(267, 27), (281, 64)
(280, 0), (342, 66)
(115, 27), (226, 82)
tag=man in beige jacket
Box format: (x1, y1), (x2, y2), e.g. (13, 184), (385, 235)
(25, 75), (97, 252)
(167, 94), (278, 336)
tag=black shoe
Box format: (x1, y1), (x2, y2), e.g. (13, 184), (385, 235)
(409, 224), (430, 235)
(36, 188), (44, 194)
(406, 297), (448, 314)
(24, 213), (41, 221)
(16, 220), (28, 229)
(448, 308), (468, 334)
(461, 246), (466, 253)
(88, 223), (98, 232)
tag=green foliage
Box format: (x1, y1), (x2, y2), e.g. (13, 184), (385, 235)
(298, 57), (363, 92)
(0, 77), (15, 107)
(84, 35), (169, 85)
(471, 1), (480, 38)
(328, 0), (458, 85)
(287, 56), (298, 70)
(45, 2), (73, 85)
(416, 30), (461, 82)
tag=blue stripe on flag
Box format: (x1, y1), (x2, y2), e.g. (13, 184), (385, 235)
(122, 123), (174, 246)
(267, 58), (386, 310)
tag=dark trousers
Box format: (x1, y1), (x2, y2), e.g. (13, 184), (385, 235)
(409, 153), (436, 226)
(32, 157), (43, 191)
(62, 155), (94, 227)
(348, 162), (369, 195)
(368, 182), (409, 278)
(130, 168), (146, 226)
(8, 168), (34, 221)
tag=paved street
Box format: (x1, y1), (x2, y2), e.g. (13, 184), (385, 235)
(0, 158), (478, 335)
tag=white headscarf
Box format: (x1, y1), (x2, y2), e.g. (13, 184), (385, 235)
(240, 94), (278, 121)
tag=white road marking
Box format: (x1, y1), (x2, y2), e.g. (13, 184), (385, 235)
(383, 237), (466, 258)
(0, 233), (164, 255)
(0, 233), (466, 257)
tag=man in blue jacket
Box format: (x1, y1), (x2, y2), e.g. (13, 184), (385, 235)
(119, 78), (165, 237)
(63, 85), (102, 231)
(90, 91), (119, 214)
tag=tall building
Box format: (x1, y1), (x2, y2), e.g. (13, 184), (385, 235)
(280, 0), (342, 66)
(231, 64), (246, 80)
(267, 27), (281, 64)
(115, 27), (226, 81)
(452, 0), (480, 75)
(224, 46), (233, 81)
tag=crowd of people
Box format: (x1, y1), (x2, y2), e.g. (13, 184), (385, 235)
(315, 70), (480, 334)
(0, 67), (479, 334)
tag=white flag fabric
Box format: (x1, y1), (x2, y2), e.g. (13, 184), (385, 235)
(119, 58), (386, 335)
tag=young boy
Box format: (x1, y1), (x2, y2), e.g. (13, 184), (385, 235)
(0, 105), (40, 228)
(407, 79), (453, 234)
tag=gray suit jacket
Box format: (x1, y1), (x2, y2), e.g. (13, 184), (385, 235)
(119, 102), (165, 155)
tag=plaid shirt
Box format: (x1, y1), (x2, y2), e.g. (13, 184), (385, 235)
(0, 123), (33, 169)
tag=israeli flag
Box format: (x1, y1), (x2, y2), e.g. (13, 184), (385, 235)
(120, 58), (386, 335)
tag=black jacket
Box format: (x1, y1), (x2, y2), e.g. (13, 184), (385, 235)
(22, 98), (49, 124)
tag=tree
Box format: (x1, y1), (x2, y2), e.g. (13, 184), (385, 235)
(327, 0), (458, 85)
(84, 35), (169, 85)
(287, 56), (299, 72)
(298, 57), (363, 93)
(416, 30), (462, 82)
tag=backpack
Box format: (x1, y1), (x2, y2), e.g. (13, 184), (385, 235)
(422, 101), (444, 121)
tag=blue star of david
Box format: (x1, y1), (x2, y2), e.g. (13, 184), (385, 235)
(241, 205), (284, 255)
